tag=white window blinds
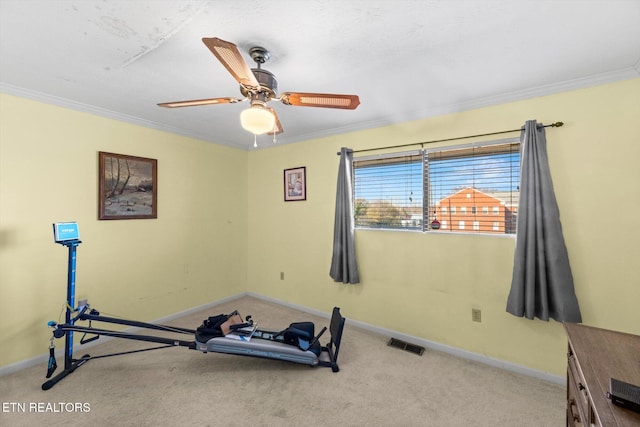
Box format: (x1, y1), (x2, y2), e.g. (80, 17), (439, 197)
(353, 138), (520, 235)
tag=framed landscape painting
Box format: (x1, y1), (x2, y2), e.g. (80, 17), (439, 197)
(98, 152), (157, 220)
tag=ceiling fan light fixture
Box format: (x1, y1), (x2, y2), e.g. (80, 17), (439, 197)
(240, 105), (276, 135)
(159, 37), (360, 138)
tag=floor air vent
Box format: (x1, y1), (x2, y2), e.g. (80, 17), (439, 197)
(387, 338), (425, 356)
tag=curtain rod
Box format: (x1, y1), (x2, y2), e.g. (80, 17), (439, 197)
(337, 121), (564, 155)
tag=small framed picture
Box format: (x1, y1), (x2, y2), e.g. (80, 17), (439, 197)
(98, 151), (157, 220)
(284, 167), (306, 201)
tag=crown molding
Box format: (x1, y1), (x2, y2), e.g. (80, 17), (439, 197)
(3, 67), (638, 150)
(0, 82), (248, 150)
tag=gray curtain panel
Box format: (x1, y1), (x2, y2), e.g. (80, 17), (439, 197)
(506, 120), (582, 322)
(329, 147), (360, 284)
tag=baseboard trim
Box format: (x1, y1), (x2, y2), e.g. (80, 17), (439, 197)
(2, 291), (564, 386)
(247, 292), (565, 386)
(350, 319), (566, 385)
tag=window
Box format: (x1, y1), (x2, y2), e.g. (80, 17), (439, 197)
(353, 138), (520, 234)
(353, 152), (423, 230)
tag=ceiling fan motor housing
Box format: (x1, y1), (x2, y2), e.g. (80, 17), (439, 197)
(241, 68), (278, 100)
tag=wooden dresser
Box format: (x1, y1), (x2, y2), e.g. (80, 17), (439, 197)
(564, 322), (640, 427)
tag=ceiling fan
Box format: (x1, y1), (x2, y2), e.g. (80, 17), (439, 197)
(158, 37), (360, 142)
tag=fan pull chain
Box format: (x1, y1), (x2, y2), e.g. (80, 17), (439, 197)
(253, 134), (258, 148)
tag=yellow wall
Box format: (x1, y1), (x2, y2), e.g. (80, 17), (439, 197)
(0, 94), (248, 367)
(2, 79), (639, 376)
(247, 78), (640, 377)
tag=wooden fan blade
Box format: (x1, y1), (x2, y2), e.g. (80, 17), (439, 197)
(202, 37), (259, 90)
(266, 107), (284, 135)
(158, 97), (242, 108)
(280, 92), (360, 110)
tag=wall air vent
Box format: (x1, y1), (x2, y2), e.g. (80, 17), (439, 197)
(387, 338), (425, 356)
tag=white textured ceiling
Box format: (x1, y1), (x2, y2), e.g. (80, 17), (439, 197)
(1, 0), (639, 150)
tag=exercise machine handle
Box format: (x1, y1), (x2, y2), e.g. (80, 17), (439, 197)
(46, 345), (57, 378)
(308, 326), (327, 348)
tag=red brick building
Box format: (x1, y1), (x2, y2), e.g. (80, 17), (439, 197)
(433, 187), (518, 234)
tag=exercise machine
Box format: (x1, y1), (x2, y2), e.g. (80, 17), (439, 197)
(42, 222), (345, 390)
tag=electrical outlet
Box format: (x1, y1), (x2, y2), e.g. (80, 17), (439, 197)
(280, 272), (285, 280)
(78, 299), (88, 309)
(472, 308), (482, 323)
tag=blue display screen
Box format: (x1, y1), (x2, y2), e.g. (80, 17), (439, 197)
(53, 222), (79, 242)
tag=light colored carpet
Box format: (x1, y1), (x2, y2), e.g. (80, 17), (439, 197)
(0, 296), (565, 426)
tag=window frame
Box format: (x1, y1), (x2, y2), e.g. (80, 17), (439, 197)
(352, 137), (520, 236)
